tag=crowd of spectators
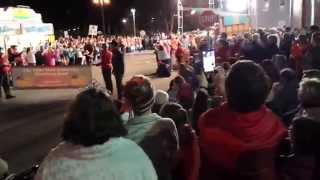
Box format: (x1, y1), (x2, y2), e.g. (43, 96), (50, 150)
(2, 36), (148, 67)
(1, 25), (320, 180)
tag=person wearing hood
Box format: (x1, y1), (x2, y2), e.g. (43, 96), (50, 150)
(123, 75), (179, 180)
(35, 87), (157, 180)
(198, 61), (287, 179)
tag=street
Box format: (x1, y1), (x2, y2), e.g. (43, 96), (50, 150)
(0, 51), (175, 173)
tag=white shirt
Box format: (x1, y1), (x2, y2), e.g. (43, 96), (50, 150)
(26, 51), (36, 64)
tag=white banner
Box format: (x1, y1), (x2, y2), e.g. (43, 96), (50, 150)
(88, 25), (98, 36)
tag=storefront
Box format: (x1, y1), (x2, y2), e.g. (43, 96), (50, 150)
(0, 6), (54, 51)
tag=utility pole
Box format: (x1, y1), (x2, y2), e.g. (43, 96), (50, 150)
(177, 0), (183, 35)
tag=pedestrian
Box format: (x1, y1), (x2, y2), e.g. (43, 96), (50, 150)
(26, 47), (36, 66)
(35, 46), (44, 66)
(198, 60), (287, 179)
(0, 48), (15, 99)
(43, 47), (56, 67)
(98, 44), (113, 93)
(34, 87), (157, 180)
(160, 103), (200, 180)
(111, 40), (125, 99)
(123, 75), (179, 180)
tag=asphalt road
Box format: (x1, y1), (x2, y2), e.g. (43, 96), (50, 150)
(0, 51), (175, 173)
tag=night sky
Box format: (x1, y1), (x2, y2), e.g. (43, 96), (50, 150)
(0, 0), (169, 34)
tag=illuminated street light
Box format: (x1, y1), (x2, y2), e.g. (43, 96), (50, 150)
(190, 9), (196, 15)
(122, 18), (127, 24)
(93, 0), (111, 35)
(131, 8), (136, 37)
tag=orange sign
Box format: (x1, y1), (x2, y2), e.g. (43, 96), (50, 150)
(12, 66), (92, 89)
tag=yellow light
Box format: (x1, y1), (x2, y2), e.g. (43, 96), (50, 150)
(103, 0), (111, 4)
(93, 0), (111, 5)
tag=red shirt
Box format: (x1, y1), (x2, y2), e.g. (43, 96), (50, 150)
(100, 50), (113, 70)
(0, 54), (11, 74)
(198, 103), (287, 170)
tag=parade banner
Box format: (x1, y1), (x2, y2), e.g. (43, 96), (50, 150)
(12, 66), (92, 89)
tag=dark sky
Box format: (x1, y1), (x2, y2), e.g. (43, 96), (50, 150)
(0, 0), (154, 33)
(0, 0), (209, 34)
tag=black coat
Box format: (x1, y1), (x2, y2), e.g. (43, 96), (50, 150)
(112, 47), (125, 75)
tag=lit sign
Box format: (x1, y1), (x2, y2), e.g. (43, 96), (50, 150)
(13, 8), (32, 20)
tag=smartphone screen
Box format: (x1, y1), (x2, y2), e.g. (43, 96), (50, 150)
(202, 51), (216, 72)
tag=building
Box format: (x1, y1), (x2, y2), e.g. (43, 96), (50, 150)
(250, 0), (291, 29)
(292, 0), (320, 28)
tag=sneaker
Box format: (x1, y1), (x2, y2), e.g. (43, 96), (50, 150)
(6, 95), (15, 99)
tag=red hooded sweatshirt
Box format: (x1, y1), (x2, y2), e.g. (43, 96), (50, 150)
(198, 103), (287, 171)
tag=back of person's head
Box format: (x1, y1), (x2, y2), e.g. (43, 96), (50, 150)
(160, 103), (187, 128)
(152, 90), (169, 114)
(102, 43), (107, 50)
(312, 32), (320, 46)
(154, 90), (169, 105)
(192, 89), (209, 129)
(280, 68), (297, 84)
(124, 75), (154, 116)
(299, 78), (320, 108)
(173, 75), (186, 88)
(226, 60), (270, 113)
(272, 54), (288, 71)
(268, 34), (278, 45)
(262, 59), (280, 83)
(62, 87), (127, 147)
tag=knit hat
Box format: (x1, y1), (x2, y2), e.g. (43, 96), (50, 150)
(124, 75), (155, 115)
(154, 90), (169, 105)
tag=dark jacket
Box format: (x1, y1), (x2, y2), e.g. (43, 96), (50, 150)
(125, 113), (179, 180)
(112, 46), (125, 75)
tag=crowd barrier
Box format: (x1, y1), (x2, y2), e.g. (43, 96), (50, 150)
(12, 66), (92, 89)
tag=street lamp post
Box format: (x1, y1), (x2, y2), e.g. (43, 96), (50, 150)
(131, 8), (136, 37)
(122, 18), (128, 35)
(93, 0), (111, 35)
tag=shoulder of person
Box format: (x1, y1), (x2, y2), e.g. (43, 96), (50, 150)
(198, 104), (226, 128)
(155, 117), (177, 130)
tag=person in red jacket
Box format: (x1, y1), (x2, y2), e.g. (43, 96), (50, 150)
(198, 60), (287, 179)
(98, 44), (113, 93)
(290, 34), (310, 79)
(0, 48), (15, 99)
